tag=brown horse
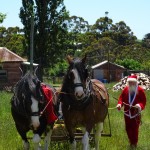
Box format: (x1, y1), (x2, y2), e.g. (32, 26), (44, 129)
(59, 56), (109, 150)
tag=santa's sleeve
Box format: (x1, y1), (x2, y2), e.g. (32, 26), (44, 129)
(118, 87), (126, 106)
(138, 88), (146, 110)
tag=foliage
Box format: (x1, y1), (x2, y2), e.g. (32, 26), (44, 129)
(92, 16), (113, 35)
(110, 21), (137, 45)
(116, 58), (142, 70)
(142, 33), (150, 48)
(1, 7), (150, 76)
(65, 16), (89, 56)
(20, 0), (69, 69)
(44, 60), (68, 77)
(0, 13), (6, 23)
(0, 27), (25, 57)
(83, 37), (117, 66)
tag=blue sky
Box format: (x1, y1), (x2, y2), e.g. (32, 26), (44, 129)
(1, 0), (150, 39)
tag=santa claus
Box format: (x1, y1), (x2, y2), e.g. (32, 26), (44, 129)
(116, 74), (146, 149)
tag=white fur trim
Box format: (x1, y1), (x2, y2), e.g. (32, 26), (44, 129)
(127, 78), (137, 82)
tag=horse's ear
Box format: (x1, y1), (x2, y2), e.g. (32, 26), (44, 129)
(34, 66), (38, 76)
(66, 55), (73, 64)
(82, 55), (87, 64)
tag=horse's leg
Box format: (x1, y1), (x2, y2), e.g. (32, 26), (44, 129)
(82, 130), (90, 150)
(23, 141), (30, 150)
(43, 124), (53, 150)
(32, 116), (48, 150)
(65, 124), (76, 150)
(94, 122), (103, 150)
(15, 124), (30, 150)
(32, 133), (41, 150)
(70, 137), (76, 150)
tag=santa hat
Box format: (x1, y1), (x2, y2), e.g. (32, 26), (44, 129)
(127, 74), (138, 82)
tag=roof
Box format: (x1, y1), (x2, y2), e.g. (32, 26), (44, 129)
(91, 60), (126, 69)
(0, 47), (27, 62)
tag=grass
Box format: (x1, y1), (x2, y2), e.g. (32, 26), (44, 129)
(0, 83), (150, 150)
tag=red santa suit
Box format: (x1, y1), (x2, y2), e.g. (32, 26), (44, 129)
(117, 75), (146, 147)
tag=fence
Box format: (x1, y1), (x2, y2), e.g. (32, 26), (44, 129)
(43, 76), (64, 85)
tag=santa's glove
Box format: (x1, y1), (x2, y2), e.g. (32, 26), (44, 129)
(116, 104), (122, 111)
(135, 104), (142, 113)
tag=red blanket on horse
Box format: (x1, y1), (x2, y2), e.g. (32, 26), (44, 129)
(41, 84), (58, 124)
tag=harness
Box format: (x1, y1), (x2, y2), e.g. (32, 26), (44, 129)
(64, 80), (92, 110)
(61, 79), (108, 111)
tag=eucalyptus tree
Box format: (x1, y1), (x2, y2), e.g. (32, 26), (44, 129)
(142, 33), (150, 48)
(65, 15), (89, 56)
(0, 13), (6, 23)
(83, 37), (117, 66)
(111, 21), (137, 45)
(91, 16), (113, 39)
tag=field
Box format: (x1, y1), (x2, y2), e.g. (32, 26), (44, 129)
(0, 83), (150, 150)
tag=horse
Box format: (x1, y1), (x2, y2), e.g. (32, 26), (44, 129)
(11, 72), (58, 150)
(59, 56), (109, 150)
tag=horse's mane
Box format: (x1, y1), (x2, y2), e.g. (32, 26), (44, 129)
(60, 57), (88, 106)
(11, 72), (39, 117)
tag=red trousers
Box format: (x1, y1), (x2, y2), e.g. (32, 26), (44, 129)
(124, 115), (141, 146)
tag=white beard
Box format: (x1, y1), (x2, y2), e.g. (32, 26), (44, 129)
(129, 85), (136, 93)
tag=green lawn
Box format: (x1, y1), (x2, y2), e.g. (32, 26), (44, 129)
(0, 83), (150, 150)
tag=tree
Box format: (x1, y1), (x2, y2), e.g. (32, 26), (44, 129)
(20, 0), (69, 79)
(116, 59), (142, 70)
(65, 16), (89, 56)
(142, 33), (150, 48)
(83, 37), (117, 66)
(111, 21), (137, 45)
(0, 13), (6, 23)
(0, 27), (25, 57)
(92, 17), (113, 34)
(91, 16), (113, 40)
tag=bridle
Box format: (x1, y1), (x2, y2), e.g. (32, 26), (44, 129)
(74, 83), (84, 88)
(30, 90), (46, 117)
(68, 64), (88, 94)
(30, 111), (40, 116)
(28, 82), (45, 117)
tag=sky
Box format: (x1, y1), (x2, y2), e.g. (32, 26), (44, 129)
(0, 0), (150, 40)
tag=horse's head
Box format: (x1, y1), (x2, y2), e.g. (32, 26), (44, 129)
(67, 55), (88, 100)
(16, 73), (45, 130)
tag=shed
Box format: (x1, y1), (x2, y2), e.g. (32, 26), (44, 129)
(91, 60), (127, 82)
(0, 47), (27, 89)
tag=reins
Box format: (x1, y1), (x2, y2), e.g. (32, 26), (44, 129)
(57, 91), (74, 95)
(110, 96), (141, 118)
(40, 91), (57, 116)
